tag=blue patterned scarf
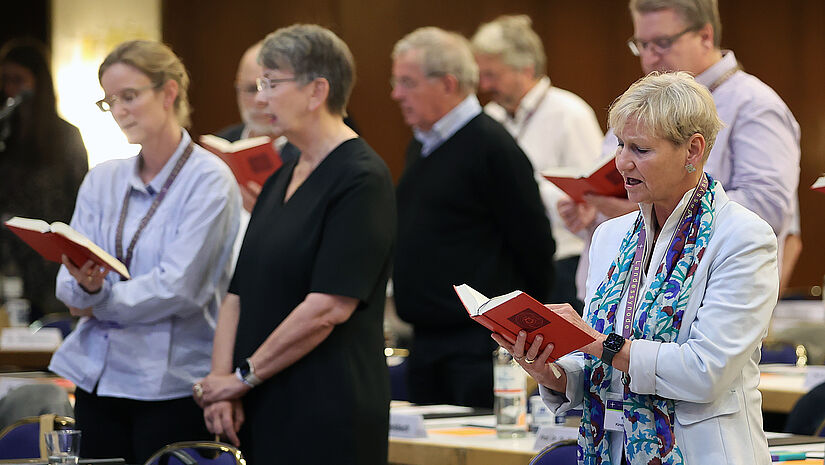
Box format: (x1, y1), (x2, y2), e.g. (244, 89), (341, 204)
(579, 174), (716, 465)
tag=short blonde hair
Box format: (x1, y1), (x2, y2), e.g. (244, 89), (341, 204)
(99, 40), (192, 128)
(608, 71), (722, 162)
(393, 27), (479, 96)
(471, 15), (546, 78)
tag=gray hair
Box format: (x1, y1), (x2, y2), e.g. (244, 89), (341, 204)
(99, 40), (192, 128)
(259, 24), (355, 115)
(608, 71), (723, 162)
(470, 15), (546, 78)
(392, 27), (479, 95)
(630, 0), (722, 48)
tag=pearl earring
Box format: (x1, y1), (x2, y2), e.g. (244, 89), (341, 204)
(685, 163), (696, 173)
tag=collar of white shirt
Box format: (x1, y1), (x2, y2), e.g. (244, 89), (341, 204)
(413, 94), (482, 157)
(509, 76), (551, 125)
(695, 50), (738, 89)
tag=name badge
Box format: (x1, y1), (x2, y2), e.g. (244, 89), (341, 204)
(604, 393), (624, 432)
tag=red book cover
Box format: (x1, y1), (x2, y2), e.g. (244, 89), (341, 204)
(542, 156), (626, 203)
(4, 217), (130, 279)
(810, 175), (825, 193)
(454, 284), (595, 361)
(200, 134), (283, 187)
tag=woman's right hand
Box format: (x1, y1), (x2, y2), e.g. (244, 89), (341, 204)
(204, 399), (244, 447)
(492, 331), (566, 392)
(557, 198), (596, 233)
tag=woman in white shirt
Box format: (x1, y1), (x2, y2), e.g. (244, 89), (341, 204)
(497, 71), (777, 464)
(50, 40), (240, 463)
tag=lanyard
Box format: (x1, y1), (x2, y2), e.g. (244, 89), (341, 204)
(620, 174), (710, 338)
(115, 142), (194, 276)
(515, 84), (552, 142)
(707, 64), (741, 93)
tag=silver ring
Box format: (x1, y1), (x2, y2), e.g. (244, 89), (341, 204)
(193, 383), (203, 398)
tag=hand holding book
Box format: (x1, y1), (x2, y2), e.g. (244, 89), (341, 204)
(61, 254), (109, 294)
(454, 284), (595, 361)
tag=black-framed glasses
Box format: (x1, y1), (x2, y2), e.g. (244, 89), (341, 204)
(627, 26), (699, 56)
(95, 84), (159, 112)
(255, 76), (298, 93)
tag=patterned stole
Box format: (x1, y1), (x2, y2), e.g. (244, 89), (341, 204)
(579, 174), (717, 465)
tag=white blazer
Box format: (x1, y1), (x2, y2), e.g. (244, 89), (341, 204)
(542, 183), (778, 464)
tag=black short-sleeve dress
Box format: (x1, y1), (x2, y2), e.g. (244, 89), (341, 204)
(229, 138), (396, 465)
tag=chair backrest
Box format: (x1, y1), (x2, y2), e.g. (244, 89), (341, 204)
(143, 441), (245, 465)
(0, 415), (75, 460)
(529, 439), (578, 465)
(30, 313), (76, 338)
(387, 350), (409, 401)
(761, 341), (807, 366)
(785, 381), (825, 435)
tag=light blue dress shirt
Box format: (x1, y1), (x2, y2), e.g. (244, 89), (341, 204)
(413, 94), (482, 156)
(50, 130), (241, 400)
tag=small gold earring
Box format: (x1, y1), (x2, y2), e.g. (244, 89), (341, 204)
(685, 163), (696, 173)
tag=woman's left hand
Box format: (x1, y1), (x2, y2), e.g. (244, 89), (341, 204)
(196, 373), (250, 405)
(544, 303), (605, 357)
(61, 255), (109, 294)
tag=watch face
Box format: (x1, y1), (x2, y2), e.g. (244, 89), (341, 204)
(239, 360), (252, 378)
(604, 333), (625, 352)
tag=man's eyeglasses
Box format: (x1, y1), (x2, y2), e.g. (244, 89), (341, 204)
(235, 83), (258, 95)
(96, 84), (159, 112)
(255, 76), (298, 93)
(627, 26), (699, 56)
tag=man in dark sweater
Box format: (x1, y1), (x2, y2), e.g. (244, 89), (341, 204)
(390, 27), (555, 408)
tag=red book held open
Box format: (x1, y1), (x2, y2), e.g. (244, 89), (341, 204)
(542, 155), (626, 203)
(454, 283), (594, 361)
(200, 134), (283, 188)
(4, 217), (130, 279)
(811, 175), (825, 194)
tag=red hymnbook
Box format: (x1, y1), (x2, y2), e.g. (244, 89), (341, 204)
(200, 134), (283, 187)
(542, 155), (626, 203)
(454, 284), (594, 361)
(4, 217), (130, 279)
(811, 175), (825, 193)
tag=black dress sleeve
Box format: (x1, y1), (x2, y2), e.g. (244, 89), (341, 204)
(310, 159), (395, 303)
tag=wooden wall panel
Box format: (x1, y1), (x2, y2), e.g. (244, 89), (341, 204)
(162, 0), (825, 288)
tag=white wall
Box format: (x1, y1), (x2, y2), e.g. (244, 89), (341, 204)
(51, 0), (161, 168)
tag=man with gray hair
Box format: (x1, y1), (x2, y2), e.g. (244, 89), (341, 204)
(391, 27), (555, 408)
(561, 0), (800, 302)
(472, 15), (603, 312)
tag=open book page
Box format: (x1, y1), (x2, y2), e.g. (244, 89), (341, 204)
(200, 134), (271, 153)
(811, 175), (825, 192)
(479, 290), (521, 314)
(3, 217), (51, 232)
(542, 155), (614, 179)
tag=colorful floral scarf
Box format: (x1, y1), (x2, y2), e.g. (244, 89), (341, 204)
(579, 174), (716, 465)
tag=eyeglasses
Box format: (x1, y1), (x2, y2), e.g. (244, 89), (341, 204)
(255, 76), (298, 93)
(390, 72), (445, 91)
(235, 83), (258, 95)
(96, 85), (159, 112)
(627, 26), (699, 56)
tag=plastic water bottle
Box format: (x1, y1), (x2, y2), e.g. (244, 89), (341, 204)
(494, 347), (527, 438)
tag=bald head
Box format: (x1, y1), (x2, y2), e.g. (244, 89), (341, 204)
(234, 41), (273, 136)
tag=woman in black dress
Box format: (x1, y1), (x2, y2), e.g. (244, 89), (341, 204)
(196, 24), (395, 464)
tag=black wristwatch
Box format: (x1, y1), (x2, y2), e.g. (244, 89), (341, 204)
(234, 358), (262, 387)
(601, 333), (626, 367)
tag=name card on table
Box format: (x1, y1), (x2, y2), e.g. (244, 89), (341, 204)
(389, 412), (427, 438)
(804, 365), (825, 390)
(0, 327), (62, 351)
(533, 425), (579, 450)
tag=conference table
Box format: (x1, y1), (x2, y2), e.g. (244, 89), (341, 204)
(388, 411), (825, 465)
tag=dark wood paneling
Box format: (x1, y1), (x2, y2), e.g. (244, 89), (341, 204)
(162, 0), (825, 288)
